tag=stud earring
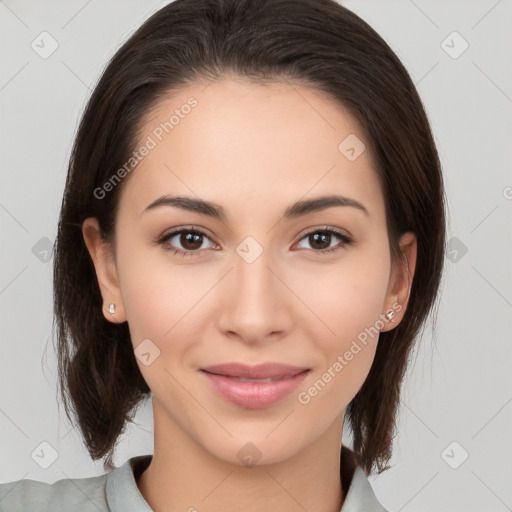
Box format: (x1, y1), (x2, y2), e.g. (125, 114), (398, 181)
(385, 310), (396, 322)
(109, 303), (115, 314)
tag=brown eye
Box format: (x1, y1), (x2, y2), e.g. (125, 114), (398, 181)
(296, 228), (352, 254)
(177, 231), (204, 251)
(158, 228), (217, 256)
(308, 232), (332, 250)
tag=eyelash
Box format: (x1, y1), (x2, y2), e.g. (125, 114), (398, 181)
(155, 226), (353, 258)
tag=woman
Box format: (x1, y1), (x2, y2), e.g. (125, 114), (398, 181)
(0, 0), (445, 510)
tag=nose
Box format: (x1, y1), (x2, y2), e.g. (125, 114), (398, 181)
(216, 243), (293, 345)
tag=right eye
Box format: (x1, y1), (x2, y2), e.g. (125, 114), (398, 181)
(157, 228), (218, 257)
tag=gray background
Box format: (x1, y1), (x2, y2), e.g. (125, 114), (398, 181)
(1, 0), (511, 510)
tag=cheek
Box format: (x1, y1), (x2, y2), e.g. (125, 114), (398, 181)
(291, 247), (390, 401)
(292, 249), (390, 344)
(116, 248), (210, 419)
(116, 237), (210, 349)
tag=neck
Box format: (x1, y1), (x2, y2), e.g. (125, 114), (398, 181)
(137, 399), (349, 512)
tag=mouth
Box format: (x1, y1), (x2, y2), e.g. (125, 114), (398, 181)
(200, 362), (310, 379)
(216, 375), (294, 383)
(199, 362), (311, 409)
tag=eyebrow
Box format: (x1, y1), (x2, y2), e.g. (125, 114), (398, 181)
(142, 194), (369, 219)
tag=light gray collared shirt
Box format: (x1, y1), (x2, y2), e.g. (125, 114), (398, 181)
(0, 452), (389, 511)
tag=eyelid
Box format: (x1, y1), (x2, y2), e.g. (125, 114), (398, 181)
(159, 224), (218, 243)
(296, 225), (352, 242)
(160, 224), (352, 242)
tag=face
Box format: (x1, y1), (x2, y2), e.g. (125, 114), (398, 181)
(83, 77), (416, 467)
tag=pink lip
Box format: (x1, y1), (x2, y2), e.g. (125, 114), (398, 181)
(200, 363), (310, 409)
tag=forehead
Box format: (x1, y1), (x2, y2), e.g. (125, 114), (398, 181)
(119, 77), (384, 221)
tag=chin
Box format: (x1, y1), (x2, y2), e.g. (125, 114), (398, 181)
(199, 431), (307, 468)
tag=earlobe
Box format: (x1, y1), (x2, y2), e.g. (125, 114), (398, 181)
(82, 217), (127, 323)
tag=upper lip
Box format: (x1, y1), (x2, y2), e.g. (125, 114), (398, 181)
(200, 362), (309, 379)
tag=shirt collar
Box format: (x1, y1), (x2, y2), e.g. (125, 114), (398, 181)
(106, 451), (388, 512)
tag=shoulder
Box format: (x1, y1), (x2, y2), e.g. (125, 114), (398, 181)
(0, 471), (109, 511)
(0, 455), (153, 512)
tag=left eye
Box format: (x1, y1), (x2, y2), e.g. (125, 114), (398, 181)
(296, 228), (352, 253)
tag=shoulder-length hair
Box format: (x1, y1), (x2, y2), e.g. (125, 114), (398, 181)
(53, 0), (446, 474)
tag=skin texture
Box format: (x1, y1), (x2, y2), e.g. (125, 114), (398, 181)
(82, 77), (417, 512)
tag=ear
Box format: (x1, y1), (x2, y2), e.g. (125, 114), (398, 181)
(380, 231), (417, 332)
(82, 217), (127, 323)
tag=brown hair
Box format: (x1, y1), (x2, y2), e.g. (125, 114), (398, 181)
(53, 0), (446, 474)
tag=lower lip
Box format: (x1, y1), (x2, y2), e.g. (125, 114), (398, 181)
(200, 370), (310, 409)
